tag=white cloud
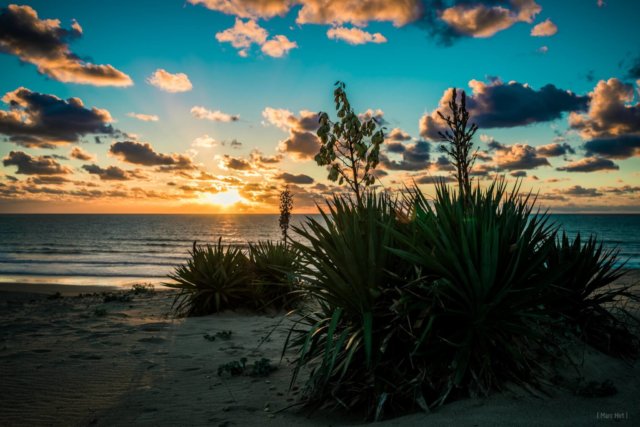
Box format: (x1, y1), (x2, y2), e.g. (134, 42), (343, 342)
(146, 69), (193, 93)
(191, 106), (240, 122)
(326, 26), (387, 45)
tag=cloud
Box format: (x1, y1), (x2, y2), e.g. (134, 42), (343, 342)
(0, 87), (116, 148)
(0, 5), (132, 86)
(261, 35), (297, 57)
(386, 128), (412, 142)
(530, 18), (557, 36)
(70, 146), (96, 161)
(216, 18), (268, 54)
(218, 155), (252, 171)
(510, 170), (527, 177)
(109, 141), (195, 170)
(326, 26), (387, 44)
(438, 0), (540, 39)
(535, 142), (575, 157)
(556, 156), (619, 172)
(262, 108), (321, 160)
(494, 143), (550, 170)
(628, 56), (640, 79)
(559, 185), (603, 197)
(192, 135), (217, 148)
(188, 0), (291, 19)
(128, 112), (159, 122)
(381, 140), (430, 170)
(414, 174), (455, 184)
(583, 135), (640, 159)
(191, 106), (240, 122)
(605, 185), (640, 195)
(279, 129), (321, 160)
(82, 164), (139, 180)
(569, 78), (640, 140)
(146, 69), (192, 93)
(275, 172), (314, 184)
(420, 79), (588, 139)
(3, 151), (72, 175)
(215, 18), (296, 57)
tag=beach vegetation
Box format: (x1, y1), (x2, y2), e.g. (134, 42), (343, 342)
(280, 82), (640, 421)
(166, 239), (254, 316)
(315, 81), (385, 207)
(167, 239), (301, 316)
(249, 240), (301, 309)
(279, 185), (293, 244)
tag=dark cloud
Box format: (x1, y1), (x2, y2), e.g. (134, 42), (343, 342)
(414, 174), (455, 184)
(275, 172), (314, 184)
(3, 151), (72, 175)
(605, 185), (640, 195)
(109, 141), (195, 170)
(0, 5), (132, 86)
(420, 80), (588, 139)
(278, 129), (321, 160)
(583, 135), (640, 159)
(536, 143), (575, 157)
(510, 170), (527, 177)
(494, 144), (550, 170)
(559, 185), (603, 197)
(70, 146), (95, 161)
(220, 155), (252, 171)
(0, 87), (117, 148)
(381, 140), (430, 171)
(556, 156), (619, 173)
(82, 164), (141, 180)
(28, 176), (69, 185)
(628, 56), (640, 79)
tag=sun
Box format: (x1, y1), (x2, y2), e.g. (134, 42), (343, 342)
(201, 189), (244, 208)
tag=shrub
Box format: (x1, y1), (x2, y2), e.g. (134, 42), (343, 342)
(249, 240), (301, 309)
(285, 191), (416, 418)
(390, 180), (562, 405)
(166, 239), (254, 316)
(285, 180), (570, 419)
(546, 232), (639, 358)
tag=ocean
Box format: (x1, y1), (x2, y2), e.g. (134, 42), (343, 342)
(0, 214), (638, 287)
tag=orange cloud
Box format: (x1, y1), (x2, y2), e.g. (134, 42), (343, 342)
(146, 69), (193, 93)
(326, 26), (387, 45)
(531, 18), (557, 36)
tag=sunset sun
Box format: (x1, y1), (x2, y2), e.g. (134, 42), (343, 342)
(201, 189), (244, 207)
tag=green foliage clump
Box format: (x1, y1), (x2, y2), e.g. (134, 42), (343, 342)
(166, 238), (254, 316)
(285, 178), (639, 419)
(166, 239), (301, 316)
(249, 240), (301, 309)
(546, 232), (639, 358)
(131, 283), (155, 294)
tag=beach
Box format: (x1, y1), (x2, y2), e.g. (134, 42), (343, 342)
(1, 272), (639, 427)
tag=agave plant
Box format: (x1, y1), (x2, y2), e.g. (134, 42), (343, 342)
(390, 179), (563, 402)
(249, 240), (301, 309)
(546, 232), (639, 358)
(165, 238), (254, 316)
(284, 192), (419, 418)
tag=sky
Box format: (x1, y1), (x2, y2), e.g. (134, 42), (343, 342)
(0, 0), (639, 213)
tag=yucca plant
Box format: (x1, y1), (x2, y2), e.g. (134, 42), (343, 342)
(249, 240), (301, 310)
(546, 232), (639, 358)
(390, 179), (563, 404)
(284, 191), (418, 418)
(165, 238), (254, 316)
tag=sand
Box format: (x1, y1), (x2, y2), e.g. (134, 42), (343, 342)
(0, 272), (638, 427)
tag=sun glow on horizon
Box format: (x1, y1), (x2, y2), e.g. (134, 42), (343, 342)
(200, 189), (244, 208)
